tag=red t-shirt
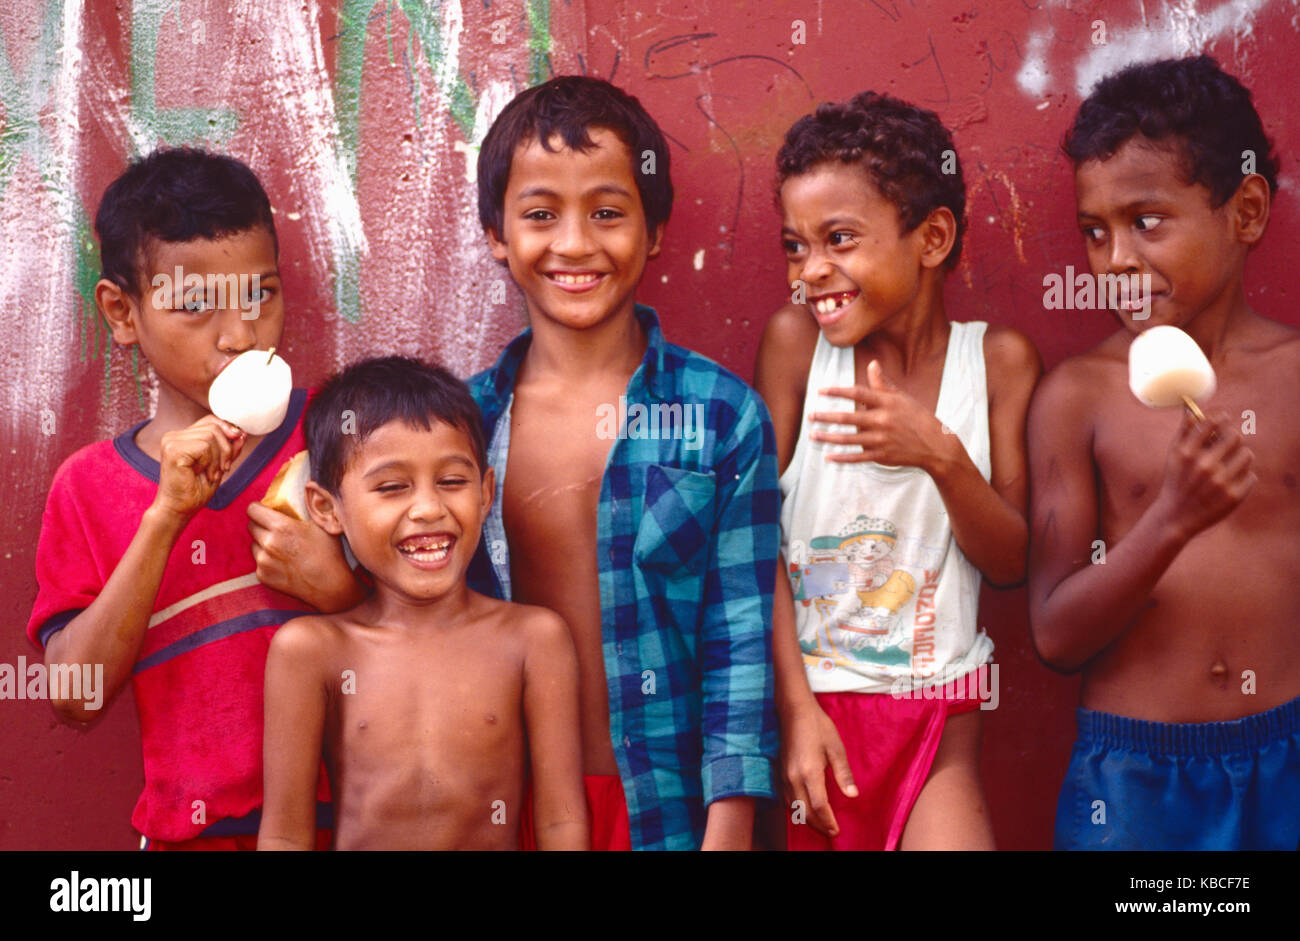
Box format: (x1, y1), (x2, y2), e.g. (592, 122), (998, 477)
(26, 389), (330, 842)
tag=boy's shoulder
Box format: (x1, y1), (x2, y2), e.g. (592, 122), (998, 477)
(48, 433), (136, 490)
(757, 303), (820, 378)
(761, 302), (821, 348)
(1239, 313), (1300, 358)
(493, 597), (568, 643)
(1033, 328), (1130, 416)
(980, 322), (1043, 403)
(981, 322), (1041, 372)
(655, 330), (770, 425)
(269, 611), (342, 658)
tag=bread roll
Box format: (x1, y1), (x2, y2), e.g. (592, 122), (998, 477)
(260, 450), (310, 521)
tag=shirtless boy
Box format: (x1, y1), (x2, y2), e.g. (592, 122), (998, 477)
(1029, 56), (1300, 850)
(258, 357), (586, 850)
(469, 76), (780, 850)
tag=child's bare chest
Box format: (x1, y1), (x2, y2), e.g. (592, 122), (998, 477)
(502, 390), (615, 566)
(326, 636), (524, 766)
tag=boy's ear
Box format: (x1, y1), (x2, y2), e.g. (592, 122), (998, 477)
(480, 465), (495, 517)
(1232, 173), (1271, 246)
(304, 481), (345, 536)
(96, 278), (140, 345)
(917, 207), (958, 270)
(647, 223), (665, 259)
(485, 227), (510, 264)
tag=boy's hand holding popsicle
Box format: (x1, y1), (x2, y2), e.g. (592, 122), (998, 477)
(1128, 326), (1257, 540)
(205, 346), (363, 611)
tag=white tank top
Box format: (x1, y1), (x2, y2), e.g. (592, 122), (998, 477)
(779, 321), (994, 694)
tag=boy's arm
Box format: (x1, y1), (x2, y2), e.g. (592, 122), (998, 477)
(1026, 365), (1255, 671)
(698, 393), (781, 851)
(813, 328), (1041, 586)
(753, 307), (857, 839)
(258, 617), (330, 850)
(44, 416), (244, 721)
(247, 503), (367, 612)
(521, 608), (588, 850)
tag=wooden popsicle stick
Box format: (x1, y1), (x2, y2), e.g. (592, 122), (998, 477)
(265, 346), (276, 365)
(1180, 393), (1205, 422)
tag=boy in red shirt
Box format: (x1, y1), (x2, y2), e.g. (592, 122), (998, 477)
(26, 147), (361, 849)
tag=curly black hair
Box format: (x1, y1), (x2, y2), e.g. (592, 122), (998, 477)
(477, 75), (673, 239)
(776, 91), (967, 269)
(1064, 55), (1278, 205)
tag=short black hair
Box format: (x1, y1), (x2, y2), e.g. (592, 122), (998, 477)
(477, 75), (673, 238)
(305, 356), (488, 496)
(776, 91), (967, 269)
(94, 146), (278, 298)
(1064, 55), (1279, 205)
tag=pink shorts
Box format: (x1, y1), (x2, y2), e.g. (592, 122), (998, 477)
(787, 665), (988, 851)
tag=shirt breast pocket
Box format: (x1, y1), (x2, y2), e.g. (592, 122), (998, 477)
(633, 465), (717, 576)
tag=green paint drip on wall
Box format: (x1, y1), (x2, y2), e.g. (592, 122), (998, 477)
(129, 0), (238, 150)
(395, 0), (477, 139)
(330, 0), (380, 325)
(527, 0), (551, 87)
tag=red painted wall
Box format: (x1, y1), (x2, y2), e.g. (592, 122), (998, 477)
(2, 0), (1296, 849)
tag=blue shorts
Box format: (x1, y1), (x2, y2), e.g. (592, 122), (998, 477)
(1055, 695), (1300, 850)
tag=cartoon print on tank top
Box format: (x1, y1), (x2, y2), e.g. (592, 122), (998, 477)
(789, 514), (944, 670)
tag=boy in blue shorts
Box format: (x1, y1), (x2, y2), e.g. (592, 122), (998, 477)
(26, 147), (361, 849)
(468, 75), (781, 850)
(1029, 56), (1300, 850)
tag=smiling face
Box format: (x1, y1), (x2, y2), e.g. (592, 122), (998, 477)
(99, 226), (283, 419)
(313, 419), (493, 605)
(1074, 138), (1250, 334)
(486, 128), (663, 333)
(779, 161), (936, 347)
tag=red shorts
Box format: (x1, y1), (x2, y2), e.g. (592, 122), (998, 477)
(144, 829), (332, 851)
(519, 774), (631, 851)
(787, 665), (988, 851)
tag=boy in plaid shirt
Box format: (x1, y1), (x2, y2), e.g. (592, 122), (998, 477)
(468, 76), (780, 850)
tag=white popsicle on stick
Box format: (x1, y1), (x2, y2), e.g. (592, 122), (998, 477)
(1127, 325), (1216, 421)
(209, 347), (293, 435)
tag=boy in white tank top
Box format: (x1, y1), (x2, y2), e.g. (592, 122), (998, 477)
(754, 91), (1042, 849)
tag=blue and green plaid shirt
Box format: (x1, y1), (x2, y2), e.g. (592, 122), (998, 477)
(466, 305), (780, 850)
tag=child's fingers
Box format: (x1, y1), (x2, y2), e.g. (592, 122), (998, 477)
(812, 430), (866, 446)
(810, 409), (872, 427)
(246, 501), (286, 532)
(805, 770), (840, 837)
(825, 741), (859, 801)
(816, 386), (886, 409)
(1222, 445), (1256, 485)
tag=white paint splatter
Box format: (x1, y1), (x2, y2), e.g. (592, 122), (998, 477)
(1075, 0), (1270, 96)
(257, 1), (368, 366)
(693, 249), (705, 270)
(0, 0), (86, 443)
(1015, 0), (1277, 99)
